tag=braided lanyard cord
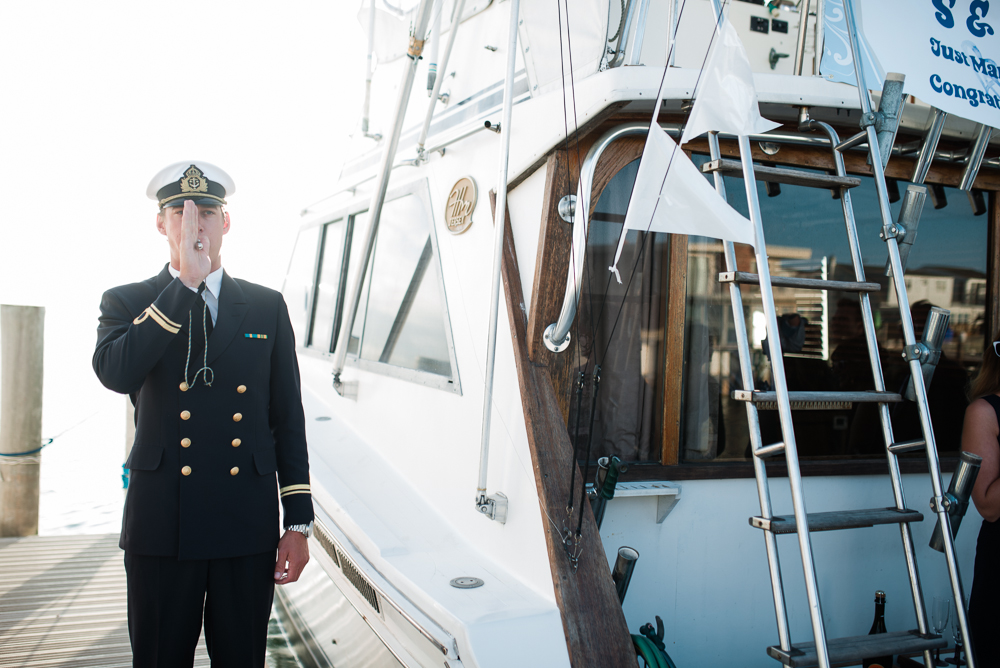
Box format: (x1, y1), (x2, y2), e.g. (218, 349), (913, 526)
(183, 296), (214, 388)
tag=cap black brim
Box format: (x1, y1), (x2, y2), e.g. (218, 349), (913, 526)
(161, 197), (225, 208)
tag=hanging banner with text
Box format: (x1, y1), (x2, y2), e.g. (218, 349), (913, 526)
(860, 0), (1000, 129)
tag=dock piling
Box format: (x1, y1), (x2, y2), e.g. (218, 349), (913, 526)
(0, 304), (45, 537)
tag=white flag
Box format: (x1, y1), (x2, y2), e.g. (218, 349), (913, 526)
(679, 15), (781, 145)
(608, 127), (755, 283)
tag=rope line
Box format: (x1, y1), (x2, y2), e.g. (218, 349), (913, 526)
(576, 365), (601, 537)
(0, 408), (101, 458)
(556, 0), (594, 519)
(0, 439), (52, 458)
(608, 0), (626, 42)
(565, 370), (586, 512)
(555, 0), (596, 515)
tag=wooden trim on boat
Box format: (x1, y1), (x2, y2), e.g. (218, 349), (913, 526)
(661, 234), (688, 466)
(491, 191), (636, 668)
(527, 150), (573, 367)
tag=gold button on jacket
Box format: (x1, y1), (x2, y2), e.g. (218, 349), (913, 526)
(181, 438), (191, 448)
(233, 413), (242, 422)
(232, 438), (241, 447)
(237, 385), (246, 394)
(181, 466), (192, 476)
(180, 410), (191, 420)
(179, 381), (189, 392)
(230, 467), (239, 476)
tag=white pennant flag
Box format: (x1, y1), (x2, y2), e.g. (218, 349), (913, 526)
(680, 15), (781, 145)
(608, 127), (755, 283)
(609, 11), (774, 283)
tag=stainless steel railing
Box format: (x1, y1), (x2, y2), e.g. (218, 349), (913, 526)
(542, 122), (649, 353)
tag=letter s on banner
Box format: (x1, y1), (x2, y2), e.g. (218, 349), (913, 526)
(933, 0), (956, 29)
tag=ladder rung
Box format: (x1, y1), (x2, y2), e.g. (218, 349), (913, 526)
(718, 271), (881, 293)
(701, 159), (862, 190)
(767, 630), (945, 668)
(733, 390), (902, 407)
(754, 442), (786, 459)
(750, 507), (924, 534)
(889, 439), (926, 454)
(754, 401), (853, 410)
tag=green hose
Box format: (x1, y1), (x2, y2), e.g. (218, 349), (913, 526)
(631, 635), (678, 668)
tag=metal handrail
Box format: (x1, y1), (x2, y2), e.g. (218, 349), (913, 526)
(542, 122), (649, 353)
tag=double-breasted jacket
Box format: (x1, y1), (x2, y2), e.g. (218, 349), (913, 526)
(94, 264), (313, 560)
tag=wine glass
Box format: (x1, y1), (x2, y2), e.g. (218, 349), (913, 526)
(947, 614), (966, 666)
(931, 596), (951, 666)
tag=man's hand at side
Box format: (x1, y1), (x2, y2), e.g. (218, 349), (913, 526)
(179, 200), (211, 289)
(274, 530), (309, 584)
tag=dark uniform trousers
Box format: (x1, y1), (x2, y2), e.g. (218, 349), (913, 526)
(125, 551), (274, 668)
(94, 265), (313, 667)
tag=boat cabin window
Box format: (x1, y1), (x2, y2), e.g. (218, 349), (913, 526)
(287, 184), (460, 393)
(572, 159), (670, 463)
(680, 158), (987, 463)
(558, 136), (993, 474)
(308, 216), (352, 351)
(346, 190), (459, 391)
(283, 225), (320, 345)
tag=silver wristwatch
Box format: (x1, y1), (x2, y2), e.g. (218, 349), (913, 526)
(285, 522), (313, 538)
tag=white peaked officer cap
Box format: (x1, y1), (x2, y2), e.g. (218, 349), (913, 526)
(147, 161), (236, 209)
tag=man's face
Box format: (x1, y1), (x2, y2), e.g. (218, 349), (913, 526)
(156, 202), (230, 270)
(831, 305), (864, 343)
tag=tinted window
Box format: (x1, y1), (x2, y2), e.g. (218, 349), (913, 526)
(308, 218), (348, 351)
(573, 159), (669, 463)
(682, 156), (987, 461)
(349, 194), (453, 378)
(283, 226), (320, 346)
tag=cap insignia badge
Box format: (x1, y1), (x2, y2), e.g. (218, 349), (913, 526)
(180, 165), (210, 194)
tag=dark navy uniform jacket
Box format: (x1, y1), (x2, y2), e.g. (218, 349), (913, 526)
(93, 264), (313, 560)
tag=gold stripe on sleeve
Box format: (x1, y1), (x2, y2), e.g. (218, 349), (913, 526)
(149, 304), (182, 330)
(279, 484), (311, 494)
(141, 307), (180, 334)
(280, 489), (312, 498)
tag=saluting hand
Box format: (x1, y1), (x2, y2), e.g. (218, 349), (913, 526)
(178, 200), (211, 289)
(275, 531), (309, 585)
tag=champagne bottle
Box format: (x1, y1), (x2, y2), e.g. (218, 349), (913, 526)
(862, 591), (893, 668)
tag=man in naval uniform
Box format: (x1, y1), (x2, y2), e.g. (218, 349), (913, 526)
(93, 161), (314, 667)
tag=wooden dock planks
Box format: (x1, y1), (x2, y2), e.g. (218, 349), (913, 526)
(0, 534), (210, 667)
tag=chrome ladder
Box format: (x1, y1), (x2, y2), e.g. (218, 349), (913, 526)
(705, 1), (977, 666)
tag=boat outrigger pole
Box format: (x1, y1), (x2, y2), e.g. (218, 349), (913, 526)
(361, 0), (381, 141)
(475, 0), (520, 524)
(332, 0), (436, 393)
(417, 0), (467, 162)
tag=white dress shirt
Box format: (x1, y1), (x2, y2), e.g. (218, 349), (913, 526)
(168, 264), (223, 326)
